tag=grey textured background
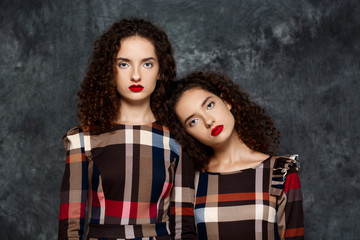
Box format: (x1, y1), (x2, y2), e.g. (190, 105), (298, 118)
(1, 0), (359, 239)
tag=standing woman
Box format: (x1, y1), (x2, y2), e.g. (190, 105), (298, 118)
(166, 71), (304, 239)
(58, 19), (196, 240)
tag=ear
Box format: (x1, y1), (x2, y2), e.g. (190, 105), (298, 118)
(220, 93), (232, 110)
(224, 100), (232, 110)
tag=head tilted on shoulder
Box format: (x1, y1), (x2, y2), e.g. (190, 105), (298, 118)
(166, 71), (280, 170)
(78, 18), (176, 131)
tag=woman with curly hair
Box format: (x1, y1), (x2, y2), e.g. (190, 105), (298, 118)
(165, 71), (304, 239)
(58, 19), (197, 240)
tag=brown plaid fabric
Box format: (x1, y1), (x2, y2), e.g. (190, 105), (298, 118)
(58, 122), (197, 239)
(194, 155), (304, 240)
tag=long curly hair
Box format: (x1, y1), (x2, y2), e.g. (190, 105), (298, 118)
(78, 18), (176, 132)
(165, 71), (280, 170)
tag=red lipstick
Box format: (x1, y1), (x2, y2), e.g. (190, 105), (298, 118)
(211, 125), (224, 136)
(129, 84), (144, 92)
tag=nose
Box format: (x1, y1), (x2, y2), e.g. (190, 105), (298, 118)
(131, 66), (141, 82)
(205, 117), (215, 128)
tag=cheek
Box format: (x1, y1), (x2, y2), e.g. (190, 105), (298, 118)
(180, 124), (195, 137)
(224, 108), (235, 121)
(115, 71), (124, 83)
(115, 79), (125, 89)
(147, 66), (159, 77)
(155, 66), (160, 76)
(187, 127), (206, 142)
(187, 131), (200, 141)
(227, 113), (236, 129)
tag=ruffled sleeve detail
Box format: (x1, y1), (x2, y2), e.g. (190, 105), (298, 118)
(269, 154), (300, 196)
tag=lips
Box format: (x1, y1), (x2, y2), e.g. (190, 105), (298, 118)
(129, 84), (144, 92)
(211, 125), (224, 136)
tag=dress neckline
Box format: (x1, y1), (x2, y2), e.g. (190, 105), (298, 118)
(204, 156), (272, 175)
(114, 120), (159, 127)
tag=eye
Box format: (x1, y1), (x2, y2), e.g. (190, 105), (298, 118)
(143, 62), (153, 68)
(207, 102), (215, 110)
(189, 118), (198, 127)
(118, 62), (129, 68)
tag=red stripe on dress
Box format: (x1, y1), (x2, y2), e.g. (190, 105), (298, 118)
(59, 202), (86, 220)
(65, 153), (85, 164)
(59, 203), (69, 220)
(129, 202), (138, 218)
(284, 173), (301, 193)
(91, 190), (101, 207)
(160, 182), (173, 198)
(105, 200), (124, 217)
(149, 202), (158, 218)
(182, 207), (195, 216)
(171, 207), (194, 216)
(284, 227), (304, 237)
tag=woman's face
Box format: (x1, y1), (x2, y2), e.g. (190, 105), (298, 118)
(115, 36), (159, 105)
(175, 87), (236, 148)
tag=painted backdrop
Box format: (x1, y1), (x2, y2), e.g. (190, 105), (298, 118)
(1, 0), (359, 239)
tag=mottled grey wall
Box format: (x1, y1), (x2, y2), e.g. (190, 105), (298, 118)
(1, 0), (359, 239)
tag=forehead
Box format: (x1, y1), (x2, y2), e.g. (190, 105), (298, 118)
(178, 88), (211, 102)
(117, 36), (156, 56)
(176, 88), (217, 113)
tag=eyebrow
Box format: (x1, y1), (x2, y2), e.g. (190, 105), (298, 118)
(116, 57), (157, 62)
(116, 57), (130, 62)
(201, 96), (212, 107)
(183, 96), (212, 124)
(184, 114), (195, 125)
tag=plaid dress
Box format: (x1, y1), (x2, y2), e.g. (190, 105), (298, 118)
(58, 122), (197, 240)
(194, 155), (304, 240)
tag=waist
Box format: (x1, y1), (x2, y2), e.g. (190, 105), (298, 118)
(87, 222), (170, 239)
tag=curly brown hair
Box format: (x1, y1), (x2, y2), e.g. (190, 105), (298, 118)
(165, 71), (280, 170)
(78, 18), (176, 132)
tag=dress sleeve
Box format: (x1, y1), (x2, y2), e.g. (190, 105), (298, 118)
(274, 156), (304, 240)
(58, 127), (89, 240)
(170, 148), (198, 239)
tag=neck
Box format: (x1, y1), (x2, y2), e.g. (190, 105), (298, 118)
(211, 130), (249, 163)
(116, 98), (156, 125)
(207, 130), (269, 172)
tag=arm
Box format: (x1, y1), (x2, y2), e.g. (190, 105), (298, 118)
(277, 172), (304, 240)
(170, 149), (198, 239)
(58, 127), (88, 240)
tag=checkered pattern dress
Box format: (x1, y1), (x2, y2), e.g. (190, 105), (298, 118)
(194, 155), (304, 240)
(58, 122), (197, 240)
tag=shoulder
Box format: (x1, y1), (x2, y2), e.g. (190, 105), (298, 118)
(62, 125), (91, 139)
(270, 154), (300, 196)
(62, 126), (90, 151)
(153, 121), (169, 133)
(272, 154), (300, 174)
(157, 122), (182, 155)
(63, 126), (81, 137)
